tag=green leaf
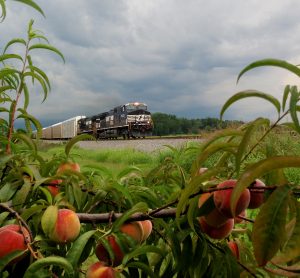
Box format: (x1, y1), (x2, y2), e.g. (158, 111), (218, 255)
(16, 110), (42, 136)
(26, 65), (51, 91)
(282, 85), (291, 112)
(273, 198), (300, 263)
(0, 53), (23, 63)
(252, 186), (290, 266)
(123, 245), (165, 265)
(200, 129), (243, 152)
(41, 205), (58, 238)
(237, 58), (300, 83)
(192, 141), (239, 174)
(23, 71), (48, 101)
(65, 134), (95, 157)
(23, 82), (29, 110)
(231, 156), (300, 216)
(23, 256), (74, 278)
(177, 167), (224, 219)
(289, 86), (300, 134)
(0, 182), (20, 202)
(21, 205), (46, 221)
(31, 34), (50, 43)
(28, 43), (65, 63)
(235, 118), (270, 173)
(12, 178), (32, 210)
(2, 38), (26, 54)
(0, 68), (20, 79)
(220, 90), (281, 120)
(11, 132), (37, 153)
(125, 261), (157, 278)
(0, 212), (10, 226)
(12, 0), (44, 17)
(0, 85), (14, 93)
(0, 0), (6, 22)
(66, 230), (96, 267)
(117, 165), (142, 180)
(112, 202), (148, 232)
(0, 107), (9, 113)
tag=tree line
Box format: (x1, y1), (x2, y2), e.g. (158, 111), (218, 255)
(151, 112), (243, 136)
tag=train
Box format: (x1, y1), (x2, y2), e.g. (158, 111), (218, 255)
(38, 102), (153, 140)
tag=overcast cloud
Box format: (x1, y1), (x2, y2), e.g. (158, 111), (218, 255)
(2, 0), (300, 127)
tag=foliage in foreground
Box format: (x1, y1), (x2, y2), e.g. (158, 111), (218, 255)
(1, 1), (300, 277)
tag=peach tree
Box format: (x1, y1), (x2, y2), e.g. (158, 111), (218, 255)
(1, 1), (300, 277)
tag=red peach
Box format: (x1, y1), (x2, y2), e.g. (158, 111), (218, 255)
(248, 179), (265, 209)
(0, 224), (30, 261)
(47, 179), (62, 197)
(198, 193), (229, 228)
(120, 221), (144, 243)
(50, 209), (80, 243)
(57, 162), (80, 174)
(199, 217), (234, 239)
(86, 261), (116, 278)
(214, 180), (250, 218)
(227, 241), (239, 259)
(95, 235), (124, 267)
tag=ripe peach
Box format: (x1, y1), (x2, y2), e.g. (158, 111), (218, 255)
(57, 162), (80, 174)
(140, 220), (152, 241)
(47, 179), (62, 197)
(120, 221), (144, 243)
(86, 261), (116, 278)
(248, 179), (265, 209)
(50, 209), (81, 243)
(95, 235), (124, 266)
(0, 224), (30, 261)
(198, 193), (229, 228)
(214, 180), (250, 218)
(227, 241), (239, 259)
(199, 217), (234, 239)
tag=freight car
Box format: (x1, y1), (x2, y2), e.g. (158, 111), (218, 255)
(37, 102), (153, 140)
(77, 102), (153, 139)
(40, 116), (86, 140)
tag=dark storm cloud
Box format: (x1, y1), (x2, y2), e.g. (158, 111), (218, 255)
(2, 0), (300, 127)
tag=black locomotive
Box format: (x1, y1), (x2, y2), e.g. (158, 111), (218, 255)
(77, 102), (153, 139)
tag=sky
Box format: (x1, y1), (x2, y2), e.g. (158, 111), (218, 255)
(2, 0), (300, 127)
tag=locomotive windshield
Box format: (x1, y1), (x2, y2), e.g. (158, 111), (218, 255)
(125, 103), (147, 112)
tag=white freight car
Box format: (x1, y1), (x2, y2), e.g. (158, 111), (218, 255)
(61, 116), (86, 139)
(52, 122), (63, 139)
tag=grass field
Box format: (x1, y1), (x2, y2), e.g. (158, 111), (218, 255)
(37, 129), (300, 185)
